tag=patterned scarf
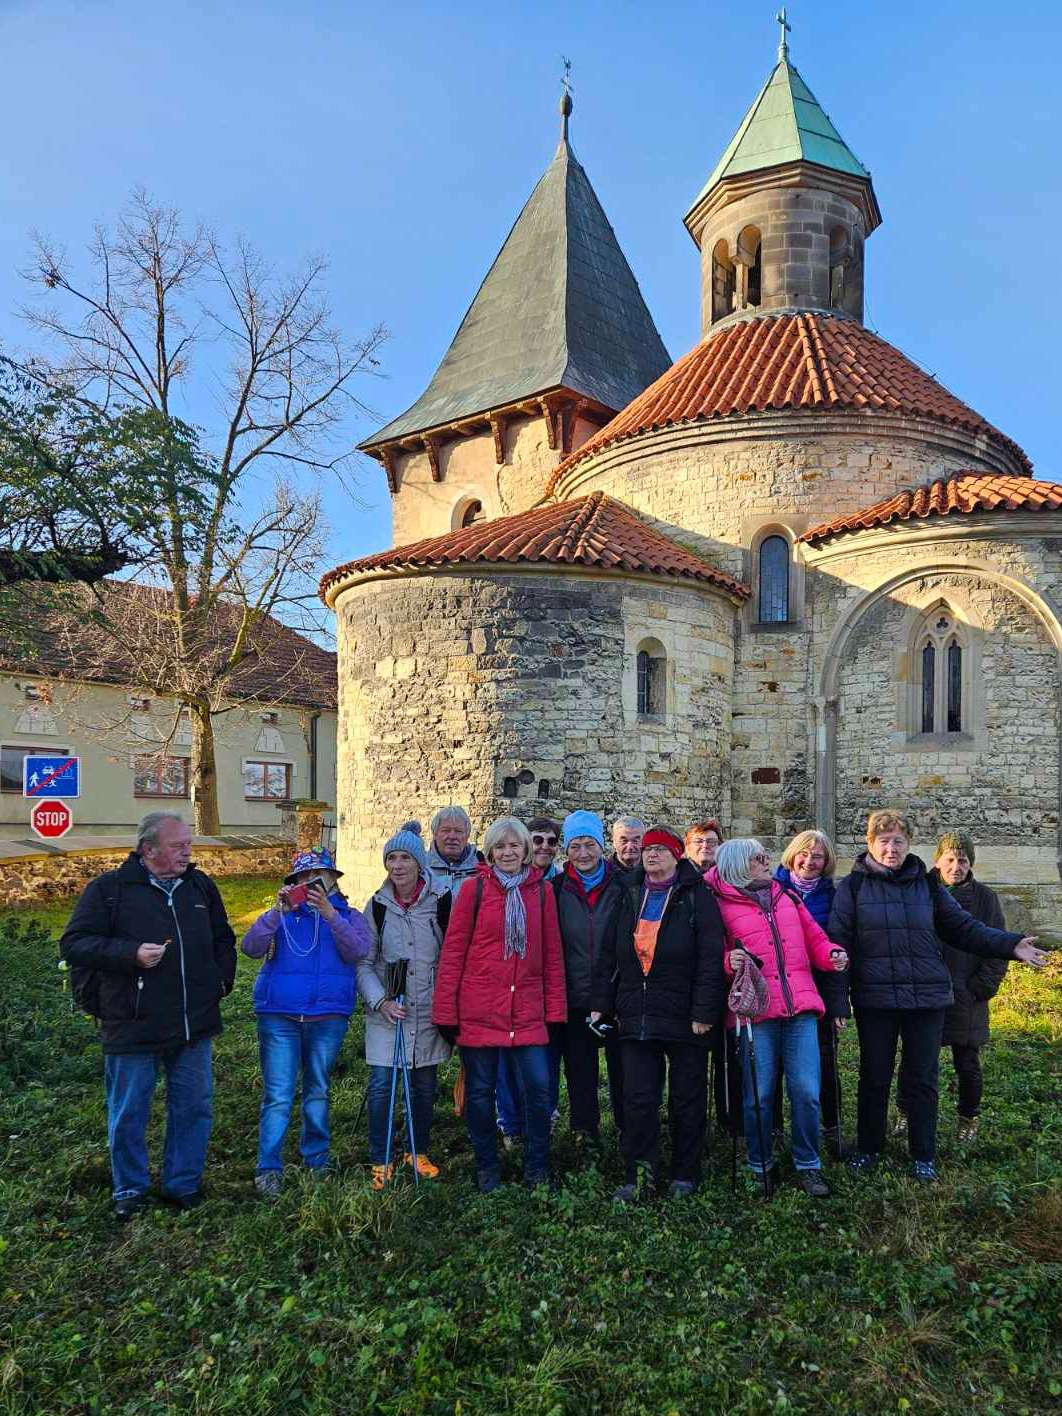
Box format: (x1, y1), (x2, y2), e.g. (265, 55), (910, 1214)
(493, 865), (530, 960)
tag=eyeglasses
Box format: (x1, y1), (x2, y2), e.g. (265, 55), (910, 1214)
(753, 853), (771, 865)
(531, 834), (558, 847)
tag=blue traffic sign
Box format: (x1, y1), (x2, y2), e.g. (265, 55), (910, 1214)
(23, 754), (80, 799)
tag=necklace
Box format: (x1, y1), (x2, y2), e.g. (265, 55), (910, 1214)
(281, 909), (321, 958)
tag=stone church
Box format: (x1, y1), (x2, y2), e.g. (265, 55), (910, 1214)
(323, 30), (1062, 906)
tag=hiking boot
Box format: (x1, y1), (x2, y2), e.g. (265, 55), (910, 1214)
(476, 1169), (501, 1194)
(796, 1169), (831, 1199)
(910, 1160), (939, 1183)
(254, 1171), (283, 1201)
(667, 1179), (697, 1199)
(957, 1116), (979, 1144)
(891, 1110), (908, 1137)
(847, 1151), (881, 1175)
(404, 1153), (440, 1179)
(112, 1193), (146, 1223)
(371, 1163), (395, 1191)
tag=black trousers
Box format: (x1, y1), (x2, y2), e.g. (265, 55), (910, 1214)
(899, 1042), (983, 1120)
(855, 1007), (945, 1162)
(771, 1016), (842, 1131)
(621, 1039), (708, 1184)
(559, 1019), (626, 1136)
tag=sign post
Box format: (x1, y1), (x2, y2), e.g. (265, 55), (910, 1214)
(31, 799), (73, 840)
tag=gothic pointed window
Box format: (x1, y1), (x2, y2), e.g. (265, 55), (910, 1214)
(921, 642), (936, 733)
(758, 536), (790, 623)
(947, 641), (962, 732)
(913, 609), (968, 738)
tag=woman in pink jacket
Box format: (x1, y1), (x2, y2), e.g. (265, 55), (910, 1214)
(707, 839), (848, 1198)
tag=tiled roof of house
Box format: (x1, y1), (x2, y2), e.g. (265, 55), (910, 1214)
(0, 581), (337, 710)
(801, 473), (1062, 544)
(548, 313), (1031, 491)
(360, 133), (670, 450)
(320, 491), (749, 600)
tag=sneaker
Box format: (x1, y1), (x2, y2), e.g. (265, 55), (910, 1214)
(404, 1153), (440, 1179)
(500, 1132), (521, 1152)
(957, 1116), (979, 1144)
(112, 1193), (147, 1223)
(476, 1169), (501, 1194)
(255, 1171), (283, 1201)
(667, 1179), (697, 1199)
(847, 1151), (881, 1174)
(796, 1169), (831, 1199)
(910, 1160), (939, 1183)
(891, 1110), (908, 1137)
(371, 1163), (395, 1191)
(612, 1182), (639, 1204)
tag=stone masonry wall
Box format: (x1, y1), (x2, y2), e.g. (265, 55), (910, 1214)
(0, 842), (289, 908)
(333, 570), (735, 903)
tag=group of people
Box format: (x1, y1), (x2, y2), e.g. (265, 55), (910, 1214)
(59, 805), (1048, 1220)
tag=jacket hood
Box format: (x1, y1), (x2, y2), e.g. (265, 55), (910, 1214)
(852, 849), (926, 883)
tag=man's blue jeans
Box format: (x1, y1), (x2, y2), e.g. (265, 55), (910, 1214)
(461, 1044), (552, 1180)
(496, 1041), (561, 1135)
(104, 1037), (214, 1200)
(256, 1014), (349, 1173)
(738, 1013), (822, 1172)
(367, 1064), (440, 1163)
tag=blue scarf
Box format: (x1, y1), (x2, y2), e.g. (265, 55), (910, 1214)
(576, 859), (606, 892)
(493, 866), (530, 959)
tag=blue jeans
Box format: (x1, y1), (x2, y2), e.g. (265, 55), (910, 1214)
(104, 1038), (214, 1200)
(496, 1041), (561, 1135)
(462, 1045), (552, 1180)
(256, 1015), (349, 1172)
(738, 1014), (822, 1172)
(367, 1064), (439, 1163)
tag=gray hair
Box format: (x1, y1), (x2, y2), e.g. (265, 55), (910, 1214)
(431, 804), (472, 836)
(136, 810), (187, 852)
(714, 838), (768, 888)
(481, 815), (532, 866)
(611, 816), (646, 838)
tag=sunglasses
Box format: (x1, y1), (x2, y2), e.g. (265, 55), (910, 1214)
(532, 834), (558, 847)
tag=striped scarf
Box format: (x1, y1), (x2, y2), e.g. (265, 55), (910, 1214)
(493, 865), (530, 960)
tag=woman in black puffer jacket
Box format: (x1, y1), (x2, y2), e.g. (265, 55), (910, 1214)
(828, 810), (1046, 1181)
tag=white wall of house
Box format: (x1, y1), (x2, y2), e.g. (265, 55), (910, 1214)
(0, 675), (336, 838)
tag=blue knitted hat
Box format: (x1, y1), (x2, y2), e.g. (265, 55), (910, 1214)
(562, 810), (605, 849)
(383, 820), (428, 870)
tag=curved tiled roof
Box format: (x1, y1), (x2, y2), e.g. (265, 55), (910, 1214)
(548, 313), (1031, 491)
(801, 473), (1062, 545)
(320, 491), (749, 601)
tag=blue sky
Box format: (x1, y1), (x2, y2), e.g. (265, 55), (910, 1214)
(0, 0), (1059, 588)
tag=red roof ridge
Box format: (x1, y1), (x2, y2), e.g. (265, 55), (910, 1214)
(545, 312), (1031, 495)
(320, 492), (749, 601)
(800, 472), (1062, 544)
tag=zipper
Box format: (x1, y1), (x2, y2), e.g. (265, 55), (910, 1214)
(765, 898), (795, 1016)
(151, 878), (190, 1042)
(639, 979), (647, 1041)
(135, 975), (143, 1019)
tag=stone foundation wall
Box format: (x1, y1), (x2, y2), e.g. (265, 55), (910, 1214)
(0, 843), (289, 908)
(333, 569), (736, 903)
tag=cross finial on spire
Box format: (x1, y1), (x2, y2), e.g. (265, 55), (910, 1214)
(776, 7), (791, 61)
(559, 56), (573, 143)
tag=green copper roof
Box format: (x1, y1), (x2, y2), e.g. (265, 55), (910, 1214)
(688, 57), (870, 216)
(363, 134), (670, 448)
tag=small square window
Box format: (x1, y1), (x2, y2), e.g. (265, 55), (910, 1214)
(244, 760), (292, 800)
(1, 744), (72, 794)
(134, 755), (189, 798)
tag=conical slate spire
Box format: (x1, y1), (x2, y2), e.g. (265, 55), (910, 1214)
(686, 38), (871, 220)
(363, 109), (670, 449)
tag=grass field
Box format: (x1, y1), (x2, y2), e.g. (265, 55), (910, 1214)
(1, 877), (1060, 1414)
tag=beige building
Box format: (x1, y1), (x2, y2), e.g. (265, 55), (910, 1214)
(323, 33), (1062, 908)
(0, 605), (336, 842)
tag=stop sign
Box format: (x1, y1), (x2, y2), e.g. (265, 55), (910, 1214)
(31, 799), (73, 840)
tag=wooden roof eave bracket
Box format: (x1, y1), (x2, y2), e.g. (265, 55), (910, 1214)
(423, 435), (442, 483)
(380, 446), (399, 495)
(488, 412), (507, 465)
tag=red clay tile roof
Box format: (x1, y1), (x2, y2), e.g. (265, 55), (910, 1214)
(547, 312), (1031, 491)
(0, 581), (337, 710)
(320, 491), (749, 600)
(801, 473), (1062, 544)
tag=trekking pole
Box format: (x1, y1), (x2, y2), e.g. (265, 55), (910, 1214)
(743, 1017), (771, 1200)
(382, 1012), (402, 1174)
(725, 1028), (738, 1192)
(396, 1004), (419, 1184)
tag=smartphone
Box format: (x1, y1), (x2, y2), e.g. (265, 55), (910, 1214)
(283, 883), (309, 909)
(586, 1014), (616, 1039)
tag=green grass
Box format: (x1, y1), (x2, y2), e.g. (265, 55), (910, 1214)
(1, 882), (1060, 1414)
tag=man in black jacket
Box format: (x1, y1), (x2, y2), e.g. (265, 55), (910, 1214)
(60, 811), (236, 1219)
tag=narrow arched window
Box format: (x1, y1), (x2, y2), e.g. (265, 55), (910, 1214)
(737, 226), (762, 310)
(758, 536), (790, 622)
(947, 640), (962, 732)
(460, 499), (483, 528)
(636, 645), (665, 718)
(922, 642), (936, 733)
(711, 240), (735, 323)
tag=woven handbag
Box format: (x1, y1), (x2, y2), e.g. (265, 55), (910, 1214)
(727, 947), (771, 1018)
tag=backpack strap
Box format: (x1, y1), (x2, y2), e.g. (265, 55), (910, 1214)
(372, 899), (387, 937)
(436, 891), (452, 935)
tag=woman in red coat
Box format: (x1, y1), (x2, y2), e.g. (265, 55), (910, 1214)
(432, 815), (566, 1191)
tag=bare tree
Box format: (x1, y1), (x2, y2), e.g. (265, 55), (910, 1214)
(20, 190), (386, 833)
